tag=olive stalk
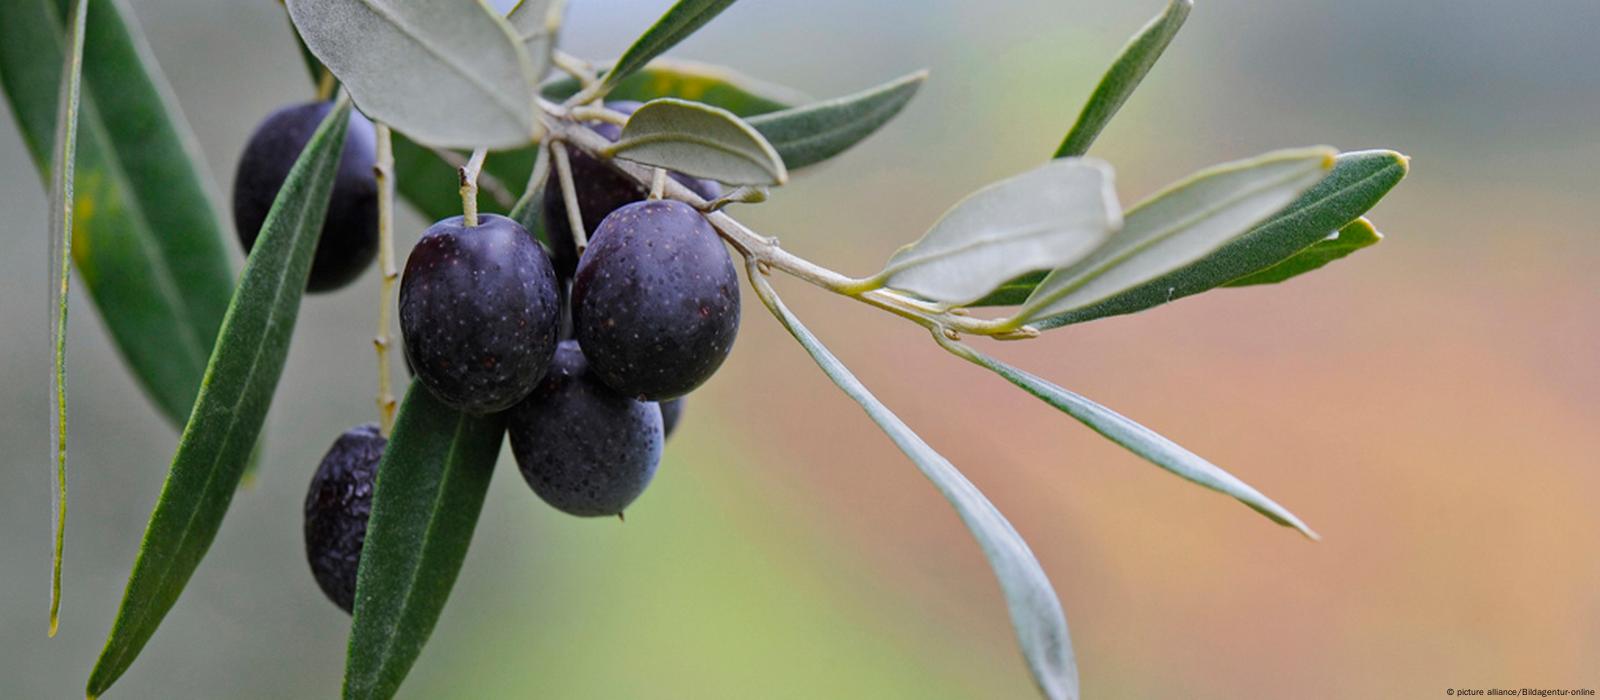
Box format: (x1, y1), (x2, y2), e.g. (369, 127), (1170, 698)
(458, 148), (488, 227)
(372, 122), (398, 435)
(550, 141), (589, 252)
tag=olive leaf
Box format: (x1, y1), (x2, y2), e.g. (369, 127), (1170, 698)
(286, 0), (539, 149)
(86, 98), (353, 699)
(1032, 149), (1409, 327)
(1223, 217), (1381, 287)
(937, 336), (1317, 538)
(344, 384), (505, 700)
(606, 98), (788, 185)
(874, 158), (1121, 306)
(542, 57), (802, 116)
(599, 0), (739, 96)
(0, 0), (238, 429)
(1055, 0), (1191, 158)
(750, 270), (1078, 700)
(38, 0), (89, 637)
(505, 0), (558, 81)
(1013, 147), (1335, 327)
(746, 70), (927, 169)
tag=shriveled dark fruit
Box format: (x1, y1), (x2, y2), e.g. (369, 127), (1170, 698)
(303, 423), (385, 614)
(400, 214), (561, 414)
(509, 340), (663, 517)
(541, 101), (721, 279)
(659, 397), (684, 439)
(573, 200), (741, 401)
(233, 100), (378, 293)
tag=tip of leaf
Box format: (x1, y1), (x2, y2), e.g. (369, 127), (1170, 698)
(48, 615), (59, 638)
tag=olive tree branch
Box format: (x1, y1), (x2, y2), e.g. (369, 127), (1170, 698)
(536, 100), (1035, 339)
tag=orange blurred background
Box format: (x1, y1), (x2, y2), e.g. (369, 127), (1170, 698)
(1, 0), (1596, 697)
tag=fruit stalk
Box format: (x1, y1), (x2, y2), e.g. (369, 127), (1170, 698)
(537, 102), (1034, 339)
(373, 122), (398, 435)
(458, 148), (488, 228)
(551, 141), (589, 252)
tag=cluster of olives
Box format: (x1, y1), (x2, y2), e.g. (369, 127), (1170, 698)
(232, 101), (737, 612)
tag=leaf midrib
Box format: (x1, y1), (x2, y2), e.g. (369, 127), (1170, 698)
(355, 411), (472, 697)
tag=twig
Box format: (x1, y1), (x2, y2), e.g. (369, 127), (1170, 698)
(372, 123), (398, 435)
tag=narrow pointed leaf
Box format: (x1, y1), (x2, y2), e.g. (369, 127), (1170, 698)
(746, 70), (926, 169)
(286, 0), (538, 149)
(1016, 147), (1334, 326)
(1, 0), (238, 429)
(1033, 149), (1409, 327)
(1055, 0), (1191, 158)
(940, 337), (1317, 538)
(607, 97), (787, 185)
(42, 0), (88, 638)
(344, 384), (505, 700)
(599, 0), (738, 95)
(86, 99), (353, 698)
(1223, 217), (1381, 287)
(878, 158), (1120, 306)
(504, 0), (557, 82)
(543, 58), (801, 116)
(750, 272), (1077, 700)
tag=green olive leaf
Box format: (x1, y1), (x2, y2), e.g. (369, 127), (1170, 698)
(1033, 149), (1409, 327)
(606, 97), (787, 185)
(542, 58), (802, 116)
(750, 270), (1079, 700)
(505, 0), (558, 82)
(746, 70), (926, 169)
(343, 384), (505, 700)
(938, 336), (1318, 539)
(286, 0), (539, 149)
(39, 0), (88, 637)
(86, 98), (353, 699)
(0, 0), (238, 429)
(877, 158), (1121, 306)
(599, 0), (739, 96)
(1055, 0), (1191, 158)
(1222, 217), (1382, 287)
(1013, 147), (1334, 327)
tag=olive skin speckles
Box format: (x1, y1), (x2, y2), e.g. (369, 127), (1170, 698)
(233, 100), (378, 293)
(303, 423), (385, 614)
(400, 214), (561, 414)
(571, 200), (741, 402)
(541, 101), (721, 280)
(509, 341), (663, 517)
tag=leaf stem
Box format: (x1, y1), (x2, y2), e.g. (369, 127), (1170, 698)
(372, 123), (398, 436)
(458, 148), (487, 227)
(551, 141), (588, 252)
(551, 49), (596, 86)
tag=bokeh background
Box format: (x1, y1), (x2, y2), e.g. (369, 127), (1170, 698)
(3, 0), (1598, 697)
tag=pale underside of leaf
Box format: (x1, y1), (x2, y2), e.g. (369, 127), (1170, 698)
(1017, 147), (1334, 325)
(746, 70), (927, 169)
(880, 158), (1121, 306)
(607, 97), (787, 185)
(749, 267), (1077, 700)
(46, 0), (90, 638)
(286, 0), (537, 149)
(504, 0), (557, 80)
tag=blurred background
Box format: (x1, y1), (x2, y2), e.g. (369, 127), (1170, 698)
(3, 0), (1598, 697)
